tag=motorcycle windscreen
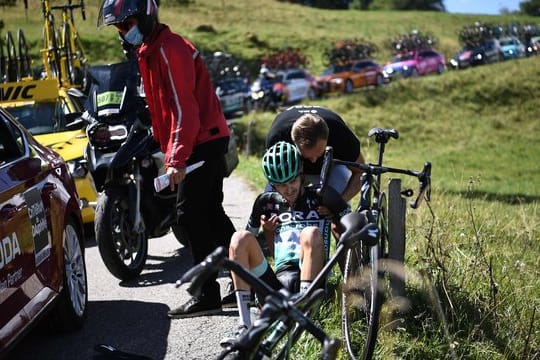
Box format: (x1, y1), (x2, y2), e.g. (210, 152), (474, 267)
(86, 60), (144, 118)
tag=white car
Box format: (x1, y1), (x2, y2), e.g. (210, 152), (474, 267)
(273, 68), (318, 104)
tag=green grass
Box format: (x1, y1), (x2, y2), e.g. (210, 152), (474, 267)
(234, 57), (540, 359)
(3, 1), (539, 358)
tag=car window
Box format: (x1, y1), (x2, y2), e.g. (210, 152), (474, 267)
(6, 100), (67, 135)
(0, 114), (25, 164)
(353, 62), (366, 71)
(287, 71), (305, 80)
(393, 53), (414, 62)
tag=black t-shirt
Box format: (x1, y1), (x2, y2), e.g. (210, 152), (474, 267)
(265, 105), (361, 175)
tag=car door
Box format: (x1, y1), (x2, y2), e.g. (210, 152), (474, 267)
(285, 70), (309, 102)
(361, 61), (378, 86)
(350, 62), (367, 88)
(418, 51), (433, 74)
(0, 114), (55, 347)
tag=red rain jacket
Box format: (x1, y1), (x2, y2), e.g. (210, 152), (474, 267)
(137, 24), (229, 169)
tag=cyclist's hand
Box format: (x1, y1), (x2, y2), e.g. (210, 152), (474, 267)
(317, 205), (332, 218)
(261, 214), (279, 233)
(167, 166), (185, 191)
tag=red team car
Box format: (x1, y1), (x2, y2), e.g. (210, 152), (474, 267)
(0, 107), (88, 355)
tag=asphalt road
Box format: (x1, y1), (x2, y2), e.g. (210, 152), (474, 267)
(9, 175), (258, 360)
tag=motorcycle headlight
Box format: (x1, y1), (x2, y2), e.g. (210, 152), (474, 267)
(88, 123), (129, 150)
(67, 158), (88, 178)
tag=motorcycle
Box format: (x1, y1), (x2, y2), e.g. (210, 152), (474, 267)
(249, 72), (283, 112)
(83, 60), (190, 281)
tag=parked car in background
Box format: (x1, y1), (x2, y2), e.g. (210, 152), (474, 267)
(470, 38), (503, 66)
(525, 36), (540, 56)
(316, 59), (385, 94)
(0, 78), (98, 224)
(383, 49), (445, 79)
(499, 36), (526, 60)
(0, 107), (88, 356)
(215, 77), (251, 117)
(449, 45), (475, 70)
(272, 68), (319, 105)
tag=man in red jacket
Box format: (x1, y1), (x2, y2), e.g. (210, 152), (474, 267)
(98, 0), (236, 318)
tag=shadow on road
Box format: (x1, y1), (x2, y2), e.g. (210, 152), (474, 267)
(10, 300), (169, 360)
(119, 247), (194, 288)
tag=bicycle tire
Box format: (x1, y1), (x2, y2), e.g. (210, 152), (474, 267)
(17, 29), (32, 79)
(62, 22), (75, 85)
(42, 17), (61, 81)
(341, 237), (382, 359)
(5, 31), (18, 82)
(0, 35), (5, 82)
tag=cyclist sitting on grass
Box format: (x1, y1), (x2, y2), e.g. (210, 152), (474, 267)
(220, 141), (349, 347)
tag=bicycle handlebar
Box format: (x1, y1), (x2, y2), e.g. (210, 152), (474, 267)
(179, 247), (340, 359)
(332, 158), (431, 209)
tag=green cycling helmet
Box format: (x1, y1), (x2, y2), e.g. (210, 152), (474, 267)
(262, 141), (302, 184)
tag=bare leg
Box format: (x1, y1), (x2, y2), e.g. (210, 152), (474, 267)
(299, 226), (324, 281)
(229, 230), (266, 290)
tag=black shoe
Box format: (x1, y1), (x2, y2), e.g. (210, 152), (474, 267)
(219, 324), (248, 348)
(168, 294), (222, 319)
(221, 280), (237, 308)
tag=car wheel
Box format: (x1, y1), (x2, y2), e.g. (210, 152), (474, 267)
(308, 87), (318, 100)
(49, 218), (88, 332)
(375, 74), (384, 86)
(344, 79), (354, 94)
(437, 64), (445, 74)
(410, 68), (419, 78)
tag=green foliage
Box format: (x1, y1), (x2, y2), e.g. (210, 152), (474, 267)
(234, 57), (540, 359)
(520, 0), (540, 16)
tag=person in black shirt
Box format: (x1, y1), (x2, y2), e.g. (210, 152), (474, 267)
(265, 105), (365, 202)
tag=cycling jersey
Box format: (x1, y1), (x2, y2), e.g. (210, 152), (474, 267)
(246, 187), (332, 271)
(265, 105), (361, 176)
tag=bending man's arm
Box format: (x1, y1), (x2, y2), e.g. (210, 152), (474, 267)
(342, 152), (365, 202)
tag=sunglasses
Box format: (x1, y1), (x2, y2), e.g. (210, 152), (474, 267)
(114, 17), (137, 33)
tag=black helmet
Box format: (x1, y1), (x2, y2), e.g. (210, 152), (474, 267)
(98, 0), (158, 36)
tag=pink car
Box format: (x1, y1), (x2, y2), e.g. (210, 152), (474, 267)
(383, 49), (445, 79)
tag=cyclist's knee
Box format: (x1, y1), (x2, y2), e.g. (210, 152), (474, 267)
(300, 227), (323, 250)
(230, 230), (257, 252)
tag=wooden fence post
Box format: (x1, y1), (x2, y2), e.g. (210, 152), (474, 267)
(388, 178), (406, 298)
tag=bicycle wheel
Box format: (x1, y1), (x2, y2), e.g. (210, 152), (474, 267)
(17, 29), (32, 79)
(341, 239), (382, 359)
(42, 18), (61, 81)
(5, 31), (17, 82)
(61, 22), (75, 85)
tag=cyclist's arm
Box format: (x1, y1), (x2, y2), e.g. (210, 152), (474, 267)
(342, 152), (365, 202)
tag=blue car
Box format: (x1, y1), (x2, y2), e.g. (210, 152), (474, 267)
(499, 36), (526, 60)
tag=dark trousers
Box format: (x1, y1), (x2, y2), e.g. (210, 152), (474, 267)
(178, 152), (236, 295)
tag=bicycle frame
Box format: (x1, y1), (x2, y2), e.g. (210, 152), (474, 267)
(39, 0), (87, 88)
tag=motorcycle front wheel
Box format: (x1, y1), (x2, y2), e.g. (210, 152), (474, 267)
(95, 186), (148, 281)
